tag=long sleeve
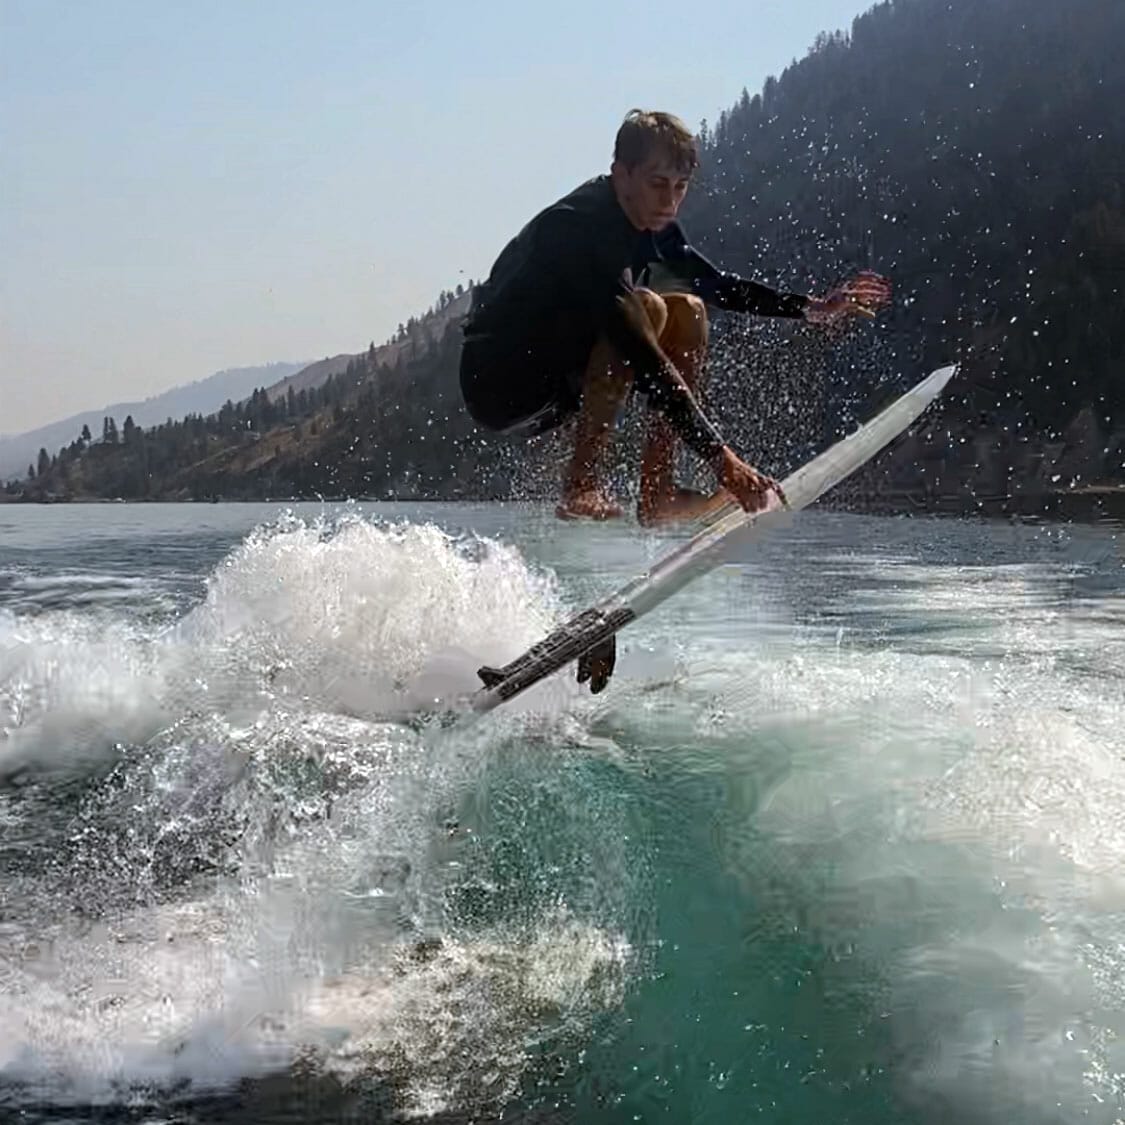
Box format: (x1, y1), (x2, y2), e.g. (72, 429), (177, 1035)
(536, 213), (728, 463)
(601, 289), (726, 462)
(656, 224), (810, 318)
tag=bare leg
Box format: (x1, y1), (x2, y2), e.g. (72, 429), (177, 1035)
(637, 293), (730, 526)
(557, 291), (668, 520)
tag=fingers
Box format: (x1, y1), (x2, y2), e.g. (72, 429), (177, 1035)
(848, 273), (890, 291)
(758, 474), (789, 509)
(735, 470), (771, 513)
(848, 284), (890, 304)
(853, 269), (891, 290)
(845, 272), (892, 311)
(745, 470), (790, 512)
(719, 452), (781, 515)
(810, 272), (891, 324)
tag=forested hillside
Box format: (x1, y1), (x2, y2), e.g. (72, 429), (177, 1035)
(680, 0), (1124, 509)
(11, 0), (1123, 515)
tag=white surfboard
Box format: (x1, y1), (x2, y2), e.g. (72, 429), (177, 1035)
(470, 364), (956, 712)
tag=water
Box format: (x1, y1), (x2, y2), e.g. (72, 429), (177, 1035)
(1, 500), (1123, 1123)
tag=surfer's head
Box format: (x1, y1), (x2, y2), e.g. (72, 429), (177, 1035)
(611, 109), (698, 232)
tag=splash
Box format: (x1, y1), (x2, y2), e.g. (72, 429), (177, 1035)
(175, 510), (564, 717)
(0, 511), (565, 780)
(0, 608), (172, 779)
(0, 511), (635, 1118)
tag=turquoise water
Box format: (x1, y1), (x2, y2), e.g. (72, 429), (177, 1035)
(1, 501), (1123, 1123)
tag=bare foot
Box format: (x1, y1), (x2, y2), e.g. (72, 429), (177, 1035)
(637, 487), (734, 527)
(556, 488), (624, 521)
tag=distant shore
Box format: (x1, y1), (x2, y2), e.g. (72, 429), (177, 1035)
(4, 487), (1125, 525)
(822, 485), (1125, 523)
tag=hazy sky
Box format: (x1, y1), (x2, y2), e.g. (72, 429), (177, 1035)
(2, 0), (870, 435)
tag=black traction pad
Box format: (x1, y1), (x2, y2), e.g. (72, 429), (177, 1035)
(477, 606), (635, 700)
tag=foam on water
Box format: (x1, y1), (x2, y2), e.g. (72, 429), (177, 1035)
(617, 550), (1125, 1122)
(173, 511), (566, 717)
(0, 898), (631, 1117)
(0, 511), (631, 1117)
(300, 910), (631, 1118)
(0, 512), (569, 779)
(2, 505), (1123, 1121)
(0, 608), (173, 779)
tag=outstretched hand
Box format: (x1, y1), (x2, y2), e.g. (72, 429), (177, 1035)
(804, 270), (892, 325)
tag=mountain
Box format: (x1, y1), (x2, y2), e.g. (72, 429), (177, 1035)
(5, 288), (489, 503)
(261, 291), (471, 403)
(11, 0), (1124, 517)
(263, 355), (356, 403)
(0, 362), (308, 481)
(675, 0), (1125, 512)
(681, 0), (1123, 444)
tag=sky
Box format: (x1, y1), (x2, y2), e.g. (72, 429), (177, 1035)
(1, 0), (872, 436)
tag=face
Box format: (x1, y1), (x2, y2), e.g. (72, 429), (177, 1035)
(612, 154), (692, 232)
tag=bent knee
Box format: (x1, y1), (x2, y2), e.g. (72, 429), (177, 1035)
(662, 293), (708, 345)
(629, 287), (669, 337)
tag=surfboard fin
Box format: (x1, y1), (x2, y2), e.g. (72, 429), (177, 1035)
(576, 637), (616, 694)
(478, 638), (617, 695)
(474, 606), (635, 700)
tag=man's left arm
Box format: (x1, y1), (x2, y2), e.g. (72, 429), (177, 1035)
(658, 224), (890, 322)
(657, 224), (809, 316)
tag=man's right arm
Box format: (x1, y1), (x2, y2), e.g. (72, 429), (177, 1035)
(597, 281), (777, 513)
(600, 286), (727, 464)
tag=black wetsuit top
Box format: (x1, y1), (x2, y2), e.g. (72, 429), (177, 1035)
(462, 175), (809, 461)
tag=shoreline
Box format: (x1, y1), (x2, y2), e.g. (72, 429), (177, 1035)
(820, 485), (1125, 524)
(4, 488), (1125, 526)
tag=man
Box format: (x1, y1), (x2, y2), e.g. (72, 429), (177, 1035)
(460, 109), (891, 525)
